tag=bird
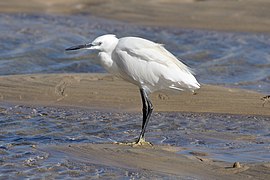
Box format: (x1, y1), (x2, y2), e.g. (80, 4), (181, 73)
(66, 34), (200, 145)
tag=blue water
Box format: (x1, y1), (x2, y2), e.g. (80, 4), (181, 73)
(0, 104), (270, 179)
(1, 13), (270, 93)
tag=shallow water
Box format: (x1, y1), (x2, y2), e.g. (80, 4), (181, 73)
(0, 104), (269, 179)
(1, 13), (270, 93)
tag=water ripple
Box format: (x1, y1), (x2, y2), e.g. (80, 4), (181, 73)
(0, 13), (270, 92)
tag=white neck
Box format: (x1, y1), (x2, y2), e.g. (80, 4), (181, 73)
(97, 36), (119, 74)
(98, 52), (114, 73)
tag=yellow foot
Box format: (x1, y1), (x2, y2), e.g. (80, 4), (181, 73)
(114, 138), (153, 147)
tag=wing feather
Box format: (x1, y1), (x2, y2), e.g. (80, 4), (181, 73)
(116, 37), (194, 74)
(112, 37), (200, 92)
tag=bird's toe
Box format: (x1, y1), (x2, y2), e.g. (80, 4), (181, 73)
(134, 138), (153, 147)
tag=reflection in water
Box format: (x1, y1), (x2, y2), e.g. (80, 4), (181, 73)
(0, 104), (269, 179)
(0, 13), (270, 93)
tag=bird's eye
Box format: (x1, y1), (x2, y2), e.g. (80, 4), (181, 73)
(98, 42), (102, 46)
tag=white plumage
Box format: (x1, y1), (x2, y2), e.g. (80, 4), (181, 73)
(113, 36), (200, 93)
(66, 34), (200, 145)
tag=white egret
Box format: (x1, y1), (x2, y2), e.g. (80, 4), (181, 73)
(66, 34), (200, 145)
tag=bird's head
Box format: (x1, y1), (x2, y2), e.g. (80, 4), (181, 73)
(66, 34), (118, 53)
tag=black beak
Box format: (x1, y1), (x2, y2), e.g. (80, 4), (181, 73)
(65, 43), (93, 51)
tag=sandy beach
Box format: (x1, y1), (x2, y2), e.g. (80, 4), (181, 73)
(1, 0), (270, 179)
(0, 73), (269, 115)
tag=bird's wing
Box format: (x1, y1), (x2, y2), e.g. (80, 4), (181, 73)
(112, 37), (200, 92)
(115, 37), (194, 74)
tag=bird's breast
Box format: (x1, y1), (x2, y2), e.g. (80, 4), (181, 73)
(98, 52), (118, 74)
(113, 51), (162, 90)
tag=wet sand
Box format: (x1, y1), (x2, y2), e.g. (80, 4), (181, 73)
(1, 0), (270, 33)
(43, 143), (270, 180)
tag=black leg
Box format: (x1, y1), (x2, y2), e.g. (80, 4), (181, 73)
(140, 88), (148, 131)
(138, 88), (153, 142)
